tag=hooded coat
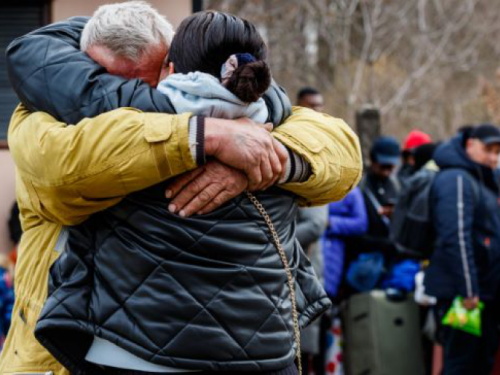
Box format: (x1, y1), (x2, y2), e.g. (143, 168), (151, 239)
(424, 135), (500, 301)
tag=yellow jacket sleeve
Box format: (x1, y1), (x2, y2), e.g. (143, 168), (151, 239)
(273, 106), (363, 206)
(9, 105), (196, 225)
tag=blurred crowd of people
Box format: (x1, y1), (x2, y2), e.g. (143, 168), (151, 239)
(296, 87), (500, 375)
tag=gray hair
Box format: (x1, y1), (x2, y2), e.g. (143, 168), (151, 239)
(81, 1), (174, 61)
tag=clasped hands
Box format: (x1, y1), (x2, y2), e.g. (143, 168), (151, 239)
(165, 117), (289, 217)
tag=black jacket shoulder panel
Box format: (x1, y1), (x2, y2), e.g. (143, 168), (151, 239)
(35, 189), (331, 372)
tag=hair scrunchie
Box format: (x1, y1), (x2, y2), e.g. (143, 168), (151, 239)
(220, 53), (257, 86)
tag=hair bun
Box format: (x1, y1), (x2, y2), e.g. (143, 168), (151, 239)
(225, 61), (271, 103)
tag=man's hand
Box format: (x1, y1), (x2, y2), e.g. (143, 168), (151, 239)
(165, 160), (249, 217)
(204, 117), (288, 191)
(379, 205), (394, 218)
(463, 296), (479, 311)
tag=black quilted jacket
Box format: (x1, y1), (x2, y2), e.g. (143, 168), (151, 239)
(7, 17), (331, 373)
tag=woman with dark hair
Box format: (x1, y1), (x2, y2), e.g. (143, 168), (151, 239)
(33, 11), (330, 375)
(165, 11), (270, 103)
(156, 10), (273, 127)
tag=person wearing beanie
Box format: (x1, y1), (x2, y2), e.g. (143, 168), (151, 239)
(398, 130), (432, 185)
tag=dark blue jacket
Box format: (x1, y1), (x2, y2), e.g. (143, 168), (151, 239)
(424, 135), (500, 301)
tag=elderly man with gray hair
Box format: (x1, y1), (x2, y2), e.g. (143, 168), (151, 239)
(2, 2), (362, 374)
(80, 2), (174, 88)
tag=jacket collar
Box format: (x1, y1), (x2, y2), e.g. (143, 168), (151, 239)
(434, 134), (500, 194)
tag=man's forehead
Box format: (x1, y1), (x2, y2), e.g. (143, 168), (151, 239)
(473, 138), (500, 149)
(87, 43), (167, 85)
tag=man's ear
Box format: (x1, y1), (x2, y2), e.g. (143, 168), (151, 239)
(465, 138), (474, 150)
(169, 62), (175, 75)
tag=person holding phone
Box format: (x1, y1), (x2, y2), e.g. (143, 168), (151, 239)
(353, 137), (401, 255)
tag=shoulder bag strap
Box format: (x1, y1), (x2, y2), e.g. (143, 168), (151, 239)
(245, 191), (302, 375)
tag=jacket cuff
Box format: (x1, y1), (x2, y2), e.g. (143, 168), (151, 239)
(188, 116), (206, 166)
(278, 146), (311, 184)
(299, 296), (332, 329)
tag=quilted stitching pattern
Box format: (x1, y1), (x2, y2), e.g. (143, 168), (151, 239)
(36, 186), (331, 372)
(91, 195), (295, 357)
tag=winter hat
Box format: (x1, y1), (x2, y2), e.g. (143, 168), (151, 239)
(403, 130), (432, 151)
(370, 136), (401, 165)
(470, 124), (500, 146)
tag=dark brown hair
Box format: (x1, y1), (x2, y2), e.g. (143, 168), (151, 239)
(168, 11), (271, 103)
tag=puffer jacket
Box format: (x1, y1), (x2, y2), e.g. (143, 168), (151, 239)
(6, 17), (330, 373)
(36, 184), (330, 373)
(425, 135), (500, 301)
(322, 187), (368, 297)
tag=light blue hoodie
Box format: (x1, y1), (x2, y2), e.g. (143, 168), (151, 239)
(157, 71), (269, 122)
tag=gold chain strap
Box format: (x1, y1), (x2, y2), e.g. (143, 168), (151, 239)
(245, 191), (302, 375)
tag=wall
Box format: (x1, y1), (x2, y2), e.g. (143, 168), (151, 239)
(0, 151), (16, 254)
(52, 0), (192, 28)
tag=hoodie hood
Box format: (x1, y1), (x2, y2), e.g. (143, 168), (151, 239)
(434, 134), (499, 193)
(157, 72), (269, 123)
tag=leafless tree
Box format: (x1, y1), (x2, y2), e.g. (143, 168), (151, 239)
(205, 0), (500, 139)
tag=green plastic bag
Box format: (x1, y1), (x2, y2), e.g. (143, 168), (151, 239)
(442, 296), (484, 336)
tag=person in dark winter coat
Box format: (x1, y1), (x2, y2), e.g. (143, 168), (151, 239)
(425, 124), (500, 375)
(352, 137), (400, 258)
(296, 207), (328, 263)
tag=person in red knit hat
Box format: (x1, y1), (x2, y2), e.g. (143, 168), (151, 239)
(398, 130), (432, 185)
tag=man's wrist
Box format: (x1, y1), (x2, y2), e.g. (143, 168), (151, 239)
(188, 116), (206, 166)
(203, 117), (226, 157)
